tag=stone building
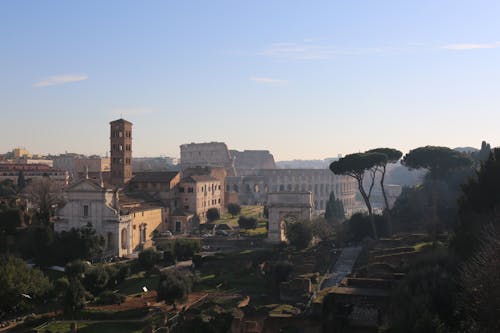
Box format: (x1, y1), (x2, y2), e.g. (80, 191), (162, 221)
(267, 192), (313, 243)
(225, 168), (356, 214)
(230, 149), (276, 171)
(128, 171), (181, 209)
(180, 142), (236, 176)
(0, 163), (69, 185)
(55, 178), (164, 257)
(176, 174), (222, 224)
(110, 119), (133, 186)
(52, 154), (110, 181)
(54, 118), (170, 257)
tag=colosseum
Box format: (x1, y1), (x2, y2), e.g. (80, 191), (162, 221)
(179, 142), (357, 215)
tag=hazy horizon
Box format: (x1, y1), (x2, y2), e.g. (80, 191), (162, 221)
(2, 1), (500, 160)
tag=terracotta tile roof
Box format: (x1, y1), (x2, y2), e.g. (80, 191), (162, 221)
(131, 171), (179, 183)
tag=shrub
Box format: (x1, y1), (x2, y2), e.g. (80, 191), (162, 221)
(115, 263), (131, 283)
(206, 208), (220, 222)
(285, 220), (313, 249)
(138, 248), (161, 270)
(97, 290), (126, 305)
(227, 203), (241, 217)
(162, 250), (176, 266)
(174, 239), (201, 260)
(83, 265), (109, 296)
(238, 216), (258, 229)
(157, 270), (193, 307)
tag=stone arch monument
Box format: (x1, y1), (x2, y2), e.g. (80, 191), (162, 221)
(267, 192), (313, 243)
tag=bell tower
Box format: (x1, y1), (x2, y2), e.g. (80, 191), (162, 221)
(110, 118), (133, 186)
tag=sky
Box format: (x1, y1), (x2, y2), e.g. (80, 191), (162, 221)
(1, 1), (500, 161)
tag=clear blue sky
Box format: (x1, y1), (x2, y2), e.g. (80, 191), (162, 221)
(2, 1), (500, 160)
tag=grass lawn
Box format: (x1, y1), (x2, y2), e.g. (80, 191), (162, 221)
(213, 205), (265, 228)
(39, 321), (146, 333)
(239, 220), (267, 238)
(118, 271), (160, 295)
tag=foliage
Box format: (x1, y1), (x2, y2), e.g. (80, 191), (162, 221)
(0, 255), (51, 314)
(312, 218), (335, 240)
(388, 249), (458, 333)
(0, 206), (21, 235)
(20, 224), (105, 266)
(227, 203), (241, 217)
(453, 148), (500, 259)
(84, 264), (110, 296)
(457, 225), (500, 332)
(138, 248), (161, 271)
(238, 215), (258, 229)
(25, 177), (63, 224)
(64, 278), (87, 315)
(324, 191), (345, 223)
(174, 238), (201, 260)
(0, 179), (17, 197)
(54, 276), (70, 298)
(390, 186), (427, 232)
(285, 220), (313, 249)
(343, 213), (388, 242)
(162, 250), (176, 266)
(402, 146), (472, 179)
(65, 259), (89, 279)
(366, 148), (402, 234)
(206, 208), (220, 222)
(157, 270), (193, 306)
(330, 152), (387, 239)
(178, 302), (242, 333)
(97, 290), (126, 305)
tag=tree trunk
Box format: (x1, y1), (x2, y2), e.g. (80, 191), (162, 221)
(357, 179), (378, 239)
(379, 165), (393, 235)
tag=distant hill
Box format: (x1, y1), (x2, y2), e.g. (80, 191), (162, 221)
(454, 147), (479, 154)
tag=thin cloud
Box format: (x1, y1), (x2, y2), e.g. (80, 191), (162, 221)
(259, 42), (409, 60)
(250, 76), (288, 85)
(442, 42), (500, 50)
(259, 43), (340, 60)
(33, 74), (88, 87)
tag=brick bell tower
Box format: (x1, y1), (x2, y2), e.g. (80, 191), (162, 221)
(110, 118), (133, 186)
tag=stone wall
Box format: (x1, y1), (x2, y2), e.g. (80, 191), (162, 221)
(225, 169), (357, 213)
(180, 142), (236, 176)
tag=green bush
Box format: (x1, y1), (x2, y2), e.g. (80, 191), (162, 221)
(285, 220), (313, 249)
(238, 216), (258, 229)
(83, 265), (109, 296)
(97, 290), (126, 305)
(174, 239), (201, 260)
(138, 248), (161, 270)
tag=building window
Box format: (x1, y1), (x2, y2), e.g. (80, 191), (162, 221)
(184, 205), (189, 210)
(175, 221), (182, 233)
(179, 187), (185, 193)
(188, 187), (194, 193)
(121, 228), (128, 250)
(140, 225), (147, 244)
(83, 205), (89, 217)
